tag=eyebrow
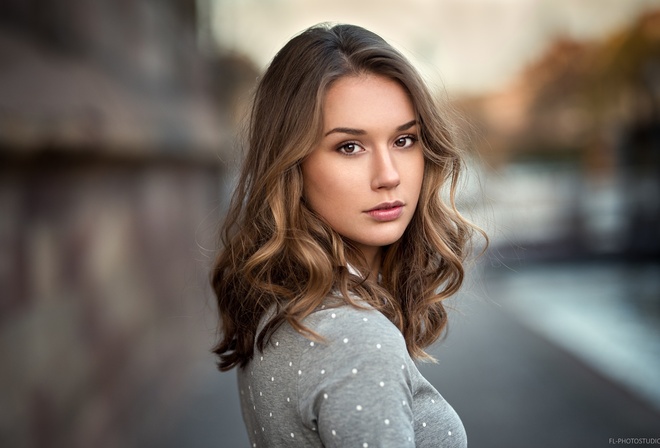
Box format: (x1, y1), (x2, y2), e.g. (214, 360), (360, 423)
(324, 119), (418, 137)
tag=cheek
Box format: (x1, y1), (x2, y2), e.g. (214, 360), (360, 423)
(407, 154), (426, 196)
(304, 170), (346, 211)
(302, 161), (331, 211)
(417, 161), (426, 193)
(302, 154), (358, 209)
(412, 162), (429, 207)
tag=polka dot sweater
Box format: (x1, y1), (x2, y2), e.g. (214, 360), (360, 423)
(238, 303), (467, 447)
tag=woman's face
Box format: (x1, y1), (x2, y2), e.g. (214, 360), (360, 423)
(301, 74), (425, 266)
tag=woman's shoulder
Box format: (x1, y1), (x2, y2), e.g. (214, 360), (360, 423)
(302, 302), (407, 354)
(258, 300), (408, 366)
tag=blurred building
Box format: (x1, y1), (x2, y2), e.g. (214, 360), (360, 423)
(0, 1), (256, 447)
(460, 10), (660, 260)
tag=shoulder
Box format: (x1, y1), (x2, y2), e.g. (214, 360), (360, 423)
(304, 303), (407, 356)
(296, 303), (413, 386)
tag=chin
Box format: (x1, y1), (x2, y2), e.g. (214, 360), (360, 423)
(364, 232), (406, 248)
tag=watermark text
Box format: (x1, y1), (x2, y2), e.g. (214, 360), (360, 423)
(609, 438), (660, 445)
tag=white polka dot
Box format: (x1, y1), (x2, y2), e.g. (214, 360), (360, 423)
(352, 368), (358, 374)
(363, 317), (368, 322)
(290, 433), (295, 438)
(269, 412), (272, 417)
(286, 397), (290, 402)
(323, 393), (328, 399)
(275, 341), (279, 346)
(289, 361), (293, 367)
(363, 443), (369, 447)
(259, 391), (262, 396)
(321, 369), (325, 374)
(379, 381), (385, 387)
(402, 400), (407, 406)
(422, 422), (427, 427)
(343, 338), (349, 343)
(431, 399), (435, 403)
(271, 377), (274, 381)
(298, 370), (302, 375)
(252, 443), (256, 447)
(331, 313), (336, 318)
(253, 405), (255, 410)
(401, 364), (405, 370)
(332, 430), (336, 436)
(261, 427), (264, 432)
(376, 344), (381, 349)
(356, 405), (363, 411)
(448, 431), (452, 436)
(260, 356), (263, 361)
(384, 419), (390, 425)
(408, 436), (412, 441)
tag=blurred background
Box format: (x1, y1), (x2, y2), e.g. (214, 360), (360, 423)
(1, 1), (658, 447)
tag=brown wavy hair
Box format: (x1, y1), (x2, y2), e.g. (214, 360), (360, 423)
(211, 23), (485, 371)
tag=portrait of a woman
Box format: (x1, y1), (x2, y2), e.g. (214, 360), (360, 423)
(211, 23), (484, 447)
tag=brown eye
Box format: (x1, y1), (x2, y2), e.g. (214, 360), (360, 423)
(338, 142), (362, 155)
(394, 136), (416, 148)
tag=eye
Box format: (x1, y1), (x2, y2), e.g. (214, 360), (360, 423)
(337, 142), (363, 155)
(394, 135), (417, 149)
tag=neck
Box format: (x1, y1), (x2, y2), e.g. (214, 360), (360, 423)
(357, 245), (382, 281)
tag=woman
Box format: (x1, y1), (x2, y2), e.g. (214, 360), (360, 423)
(211, 23), (484, 447)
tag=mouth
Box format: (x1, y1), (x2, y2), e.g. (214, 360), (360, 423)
(365, 201), (405, 221)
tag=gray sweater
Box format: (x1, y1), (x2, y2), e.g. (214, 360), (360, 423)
(238, 303), (467, 447)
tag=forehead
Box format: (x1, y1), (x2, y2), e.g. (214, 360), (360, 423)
(322, 75), (415, 128)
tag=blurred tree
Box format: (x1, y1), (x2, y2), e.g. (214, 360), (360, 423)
(460, 9), (660, 259)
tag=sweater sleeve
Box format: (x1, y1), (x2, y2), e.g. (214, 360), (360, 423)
(297, 306), (417, 447)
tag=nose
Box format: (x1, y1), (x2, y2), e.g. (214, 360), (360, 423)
(371, 147), (400, 190)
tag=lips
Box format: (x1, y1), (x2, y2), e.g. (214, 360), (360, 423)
(365, 201), (405, 221)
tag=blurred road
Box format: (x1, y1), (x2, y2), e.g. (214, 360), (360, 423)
(156, 263), (660, 448)
(420, 271), (660, 448)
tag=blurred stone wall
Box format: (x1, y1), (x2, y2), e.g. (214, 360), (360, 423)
(1, 158), (223, 447)
(0, 1), (256, 447)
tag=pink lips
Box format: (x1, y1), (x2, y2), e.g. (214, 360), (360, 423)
(365, 201), (404, 221)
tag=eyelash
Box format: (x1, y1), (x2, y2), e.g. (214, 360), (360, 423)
(336, 134), (418, 156)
